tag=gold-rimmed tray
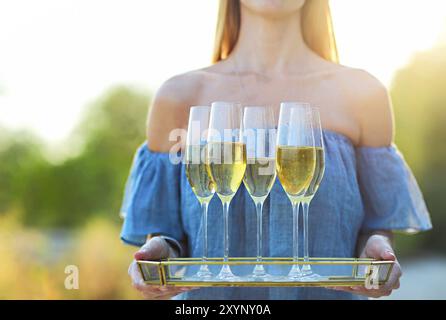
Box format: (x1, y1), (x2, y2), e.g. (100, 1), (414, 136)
(137, 257), (394, 287)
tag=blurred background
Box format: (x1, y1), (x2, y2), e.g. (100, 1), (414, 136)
(0, 0), (445, 299)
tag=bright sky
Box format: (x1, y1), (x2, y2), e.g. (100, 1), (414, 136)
(1, 0), (446, 143)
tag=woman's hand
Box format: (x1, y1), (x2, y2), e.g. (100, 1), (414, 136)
(332, 233), (402, 298)
(128, 236), (197, 300)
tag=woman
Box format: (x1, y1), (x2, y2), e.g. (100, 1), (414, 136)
(122, 0), (431, 299)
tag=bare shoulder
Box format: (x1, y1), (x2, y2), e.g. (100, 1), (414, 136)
(146, 70), (206, 152)
(155, 69), (206, 104)
(334, 67), (394, 147)
(336, 67), (388, 100)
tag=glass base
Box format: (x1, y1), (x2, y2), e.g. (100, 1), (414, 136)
(216, 264), (239, 281)
(184, 265), (214, 281)
(301, 264), (312, 276)
(254, 264), (267, 276)
(247, 264), (271, 280)
(300, 273), (322, 281)
(300, 264), (322, 281)
(287, 264), (303, 280)
(195, 265), (214, 279)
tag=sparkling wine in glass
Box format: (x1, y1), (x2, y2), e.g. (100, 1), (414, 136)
(185, 106), (215, 279)
(276, 102), (316, 280)
(206, 101), (246, 281)
(242, 106), (277, 279)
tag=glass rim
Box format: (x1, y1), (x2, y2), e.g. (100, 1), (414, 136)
(280, 101), (311, 108)
(190, 105), (210, 110)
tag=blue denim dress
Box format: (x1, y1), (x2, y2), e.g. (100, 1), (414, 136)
(120, 130), (431, 300)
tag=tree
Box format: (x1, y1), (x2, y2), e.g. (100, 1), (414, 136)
(1, 86), (150, 228)
(391, 42), (446, 255)
(0, 128), (45, 213)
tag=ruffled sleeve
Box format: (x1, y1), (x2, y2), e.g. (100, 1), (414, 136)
(356, 144), (432, 234)
(119, 142), (186, 247)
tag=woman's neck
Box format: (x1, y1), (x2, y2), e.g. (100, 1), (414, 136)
(229, 6), (313, 75)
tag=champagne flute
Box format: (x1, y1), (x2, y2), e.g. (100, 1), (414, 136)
(185, 106), (215, 279)
(301, 107), (325, 279)
(242, 106), (277, 279)
(206, 101), (246, 280)
(276, 102), (316, 280)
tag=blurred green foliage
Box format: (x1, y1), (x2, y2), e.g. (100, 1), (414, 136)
(0, 86), (148, 228)
(391, 43), (446, 256)
(1, 44), (446, 258)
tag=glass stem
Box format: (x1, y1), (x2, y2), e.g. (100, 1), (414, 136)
(292, 201), (301, 262)
(201, 201), (209, 261)
(255, 201), (264, 262)
(302, 198), (311, 263)
(222, 200), (230, 263)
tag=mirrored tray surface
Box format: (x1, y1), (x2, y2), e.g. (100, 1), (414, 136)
(137, 257), (394, 287)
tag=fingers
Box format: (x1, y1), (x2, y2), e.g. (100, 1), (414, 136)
(134, 237), (170, 261)
(136, 284), (198, 300)
(363, 235), (394, 259)
(331, 286), (392, 298)
(382, 261), (402, 291)
(128, 260), (144, 283)
(139, 286), (172, 300)
(380, 250), (396, 261)
(129, 260), (198, 300)
(130, 238), (198, 300)
(330, 261), (402, 298)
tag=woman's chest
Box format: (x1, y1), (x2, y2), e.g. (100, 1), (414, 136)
(188, 74), (360, 145)
(179, 134), (365, 256)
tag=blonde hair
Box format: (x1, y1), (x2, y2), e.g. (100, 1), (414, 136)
(212, 0), (339, 63)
